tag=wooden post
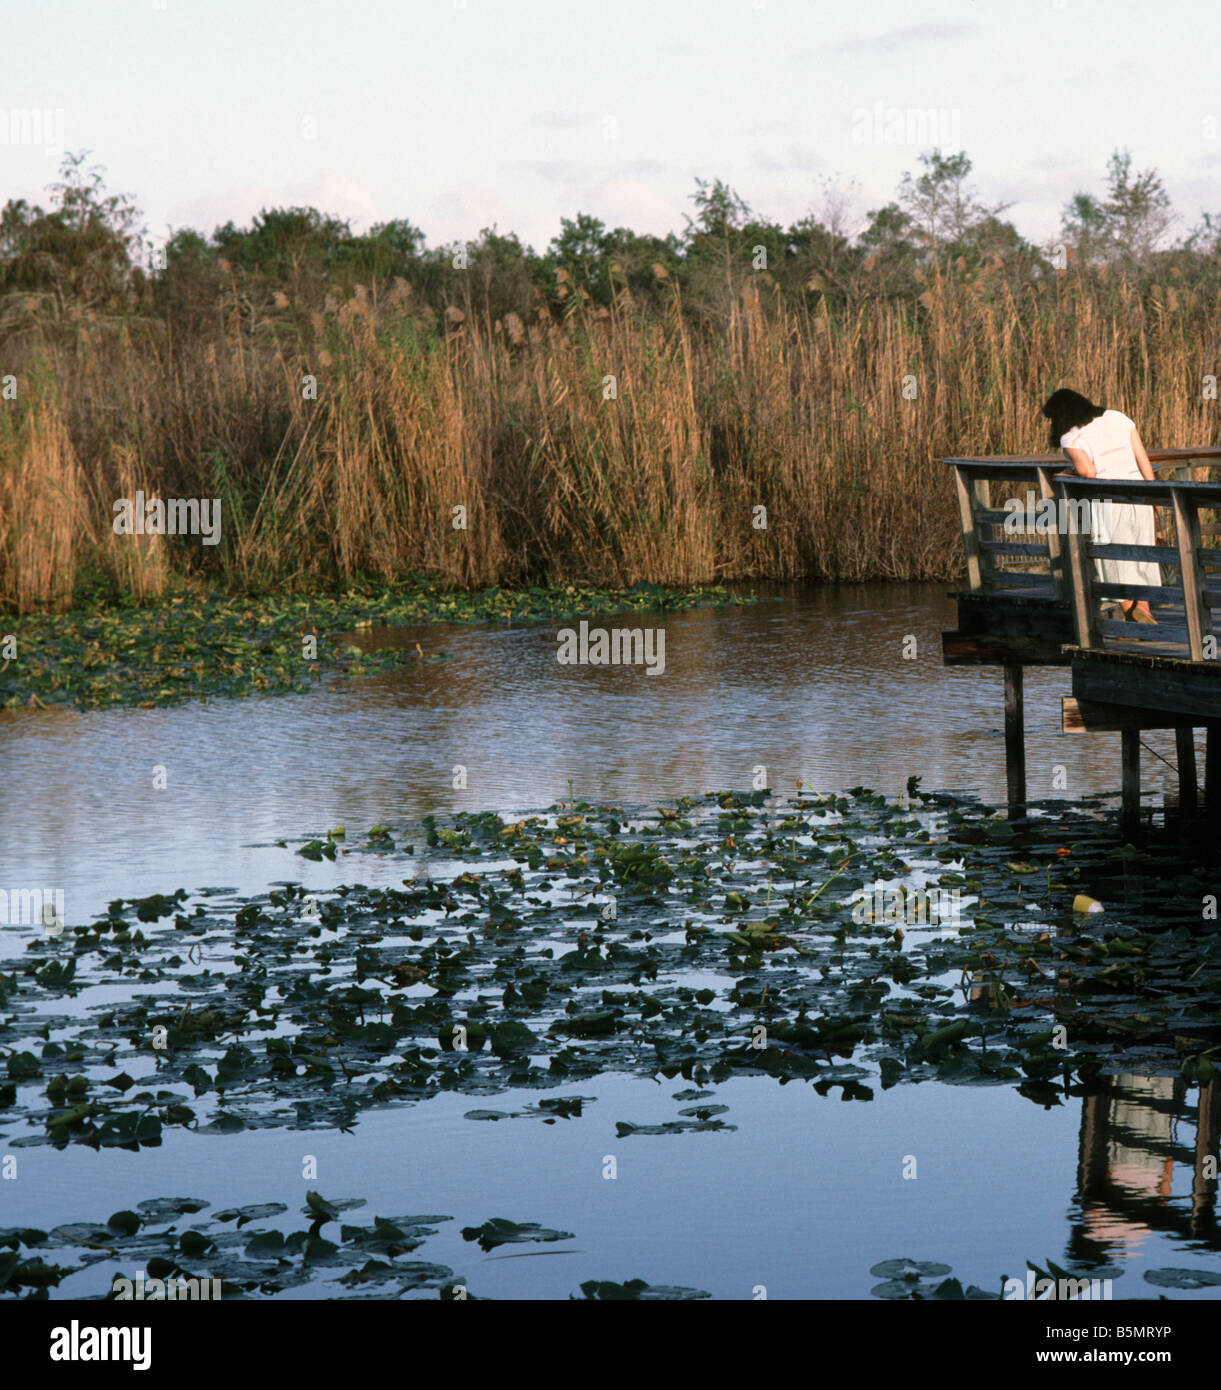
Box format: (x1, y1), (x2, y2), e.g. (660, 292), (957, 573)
(1176, 728), (1199, 814)
(1192, 1076), (1221, 1237)
(1121, 729), (1141, 840)
(1036, 465), (1068, 601)
(1061, 481), (1101, 648)
(1207, 724), (1221, 822)
(954, 466), (985, 591)
(1003, 664), (1026, 817)
(1171, 487), (1208, 662)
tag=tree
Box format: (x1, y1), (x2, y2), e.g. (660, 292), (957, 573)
(1062, 149), (1175, 266)
(0, 151), (144, 318)
(546, 213), (613, 305)
(898, 149), (1013, 267)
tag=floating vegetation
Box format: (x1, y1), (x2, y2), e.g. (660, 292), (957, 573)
(3, 785), (1221, 1156)
(0, 581), (748, 710)
(2, 786), (1221, 1167)
(0, 1191), (461, 1299)
(461, 1218), (575, 1252)
(3, 782), (1221, 1296)
(575, 1278), (711, 1300)
(0, 1194), (706, 1301)
(869, 1256), (1128, 1301)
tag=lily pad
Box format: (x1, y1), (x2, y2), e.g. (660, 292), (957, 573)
(1143, 1267), (1221, 1289)
(461, 1218), (575, 1251)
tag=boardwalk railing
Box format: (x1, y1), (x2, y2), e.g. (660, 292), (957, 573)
(1056, 474), (1221, 661)
(947, 457), (1068, 600)
(947, 449), (1221, 605)
(942, 447), (1221, 832)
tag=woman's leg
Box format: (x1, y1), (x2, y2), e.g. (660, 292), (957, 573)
(1109, 503), (1157, 622)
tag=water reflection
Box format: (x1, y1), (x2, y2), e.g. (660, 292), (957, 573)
(0, 583), (1199, 924)
(1071, 1074), (1221, 1263)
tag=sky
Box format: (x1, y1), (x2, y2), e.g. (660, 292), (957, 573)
(1, 0), (1218, 255)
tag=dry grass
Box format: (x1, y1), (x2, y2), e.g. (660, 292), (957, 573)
(2, 265), (1217, 611)
(0, 388), (84, 612)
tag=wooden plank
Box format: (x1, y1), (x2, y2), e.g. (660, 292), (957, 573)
(978, 541), (1053, 557)
(1089, 582), (1184, 603)
(1098, 617), (1191, 649)
(1004, 664), (1026, 815)
(1036, 465), (1069, 602)
(1063, 499), (1100, 649)
(987, 571), (1057, 590)
(1172, 489), (1209, 661)
(1062, 697), (1198, 733)
(946, 460), (1072, 480)
(942, 633), (1071, 666)
(1175, 482), (1221, 507)
(1176, 728), (1199, 812)
(1057, 477), (1176, 503)
(1121, 729), (1141, 839)
(945, 448), (1221, 470)
(1085, 543), (1181, 565)
(953, 465), (984, 591)
(1069, 649), (1221, 721)
(1207, 725), (1221, 821)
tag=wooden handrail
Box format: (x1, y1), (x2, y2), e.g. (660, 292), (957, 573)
(1053, 474), (1219, 660)
(946, 452), (1221, 617)
(1056, 476), (1221, 503)
(945, 447), (1221, 469)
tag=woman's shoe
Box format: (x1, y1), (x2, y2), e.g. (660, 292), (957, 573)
(1131, 608), (1157, 624)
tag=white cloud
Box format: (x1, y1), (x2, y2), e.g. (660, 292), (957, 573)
(589, 178), (680, 237)
(164, 172), (380, 239)
(825, 21), (983, 56)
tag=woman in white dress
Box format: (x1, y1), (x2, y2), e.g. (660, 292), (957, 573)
(1041, 388), (1159, 624)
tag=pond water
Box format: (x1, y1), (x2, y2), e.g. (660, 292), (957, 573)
(3, 582), (1219, 1300)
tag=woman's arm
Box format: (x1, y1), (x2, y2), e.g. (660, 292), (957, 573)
(1063, 445), (1095, 478)
(1130, 429), (1156, 482)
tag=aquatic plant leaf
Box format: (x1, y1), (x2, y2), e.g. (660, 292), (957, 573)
(868, 1259), (953, 1280)
(136, 1198), (210, 1222)
(460, 1218), (574, 1251)
(1143, 1267), (1221, 1289)
(577, 1278), (710, 1300)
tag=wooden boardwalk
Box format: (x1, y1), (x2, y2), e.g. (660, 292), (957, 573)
(940, 447), (1221, 837)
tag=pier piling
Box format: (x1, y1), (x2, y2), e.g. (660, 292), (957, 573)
(1003, 663), (1026, 817)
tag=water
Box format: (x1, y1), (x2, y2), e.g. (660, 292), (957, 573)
(3, 582), (1217, 1299)
(5, 582), (1190, 924)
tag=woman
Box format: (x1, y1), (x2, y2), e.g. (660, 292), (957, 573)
(1041, 388), (1159, 624)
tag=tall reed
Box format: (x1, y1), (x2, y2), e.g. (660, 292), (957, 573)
(2, 266), (1217, 610)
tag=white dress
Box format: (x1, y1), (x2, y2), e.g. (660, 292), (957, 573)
(1060, 410), (1160, 602)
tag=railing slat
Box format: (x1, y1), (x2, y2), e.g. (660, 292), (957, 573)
(953, 465), (985, 592)
(978, 541), (1054, 557)
(1171, 489), (1209, 661)
(1085, 543), (1181, 564)
(1035, 465), (1069, 601)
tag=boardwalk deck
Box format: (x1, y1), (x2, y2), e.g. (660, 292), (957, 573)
(940, 447), (1221, 835)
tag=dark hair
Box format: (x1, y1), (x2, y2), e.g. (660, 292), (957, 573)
(1042, 388), (1105, 450)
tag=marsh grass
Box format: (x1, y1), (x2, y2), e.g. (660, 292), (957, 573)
(2, 266), (1217, 612)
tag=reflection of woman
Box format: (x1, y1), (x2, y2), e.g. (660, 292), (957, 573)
(1042, 388), (1160, 624)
